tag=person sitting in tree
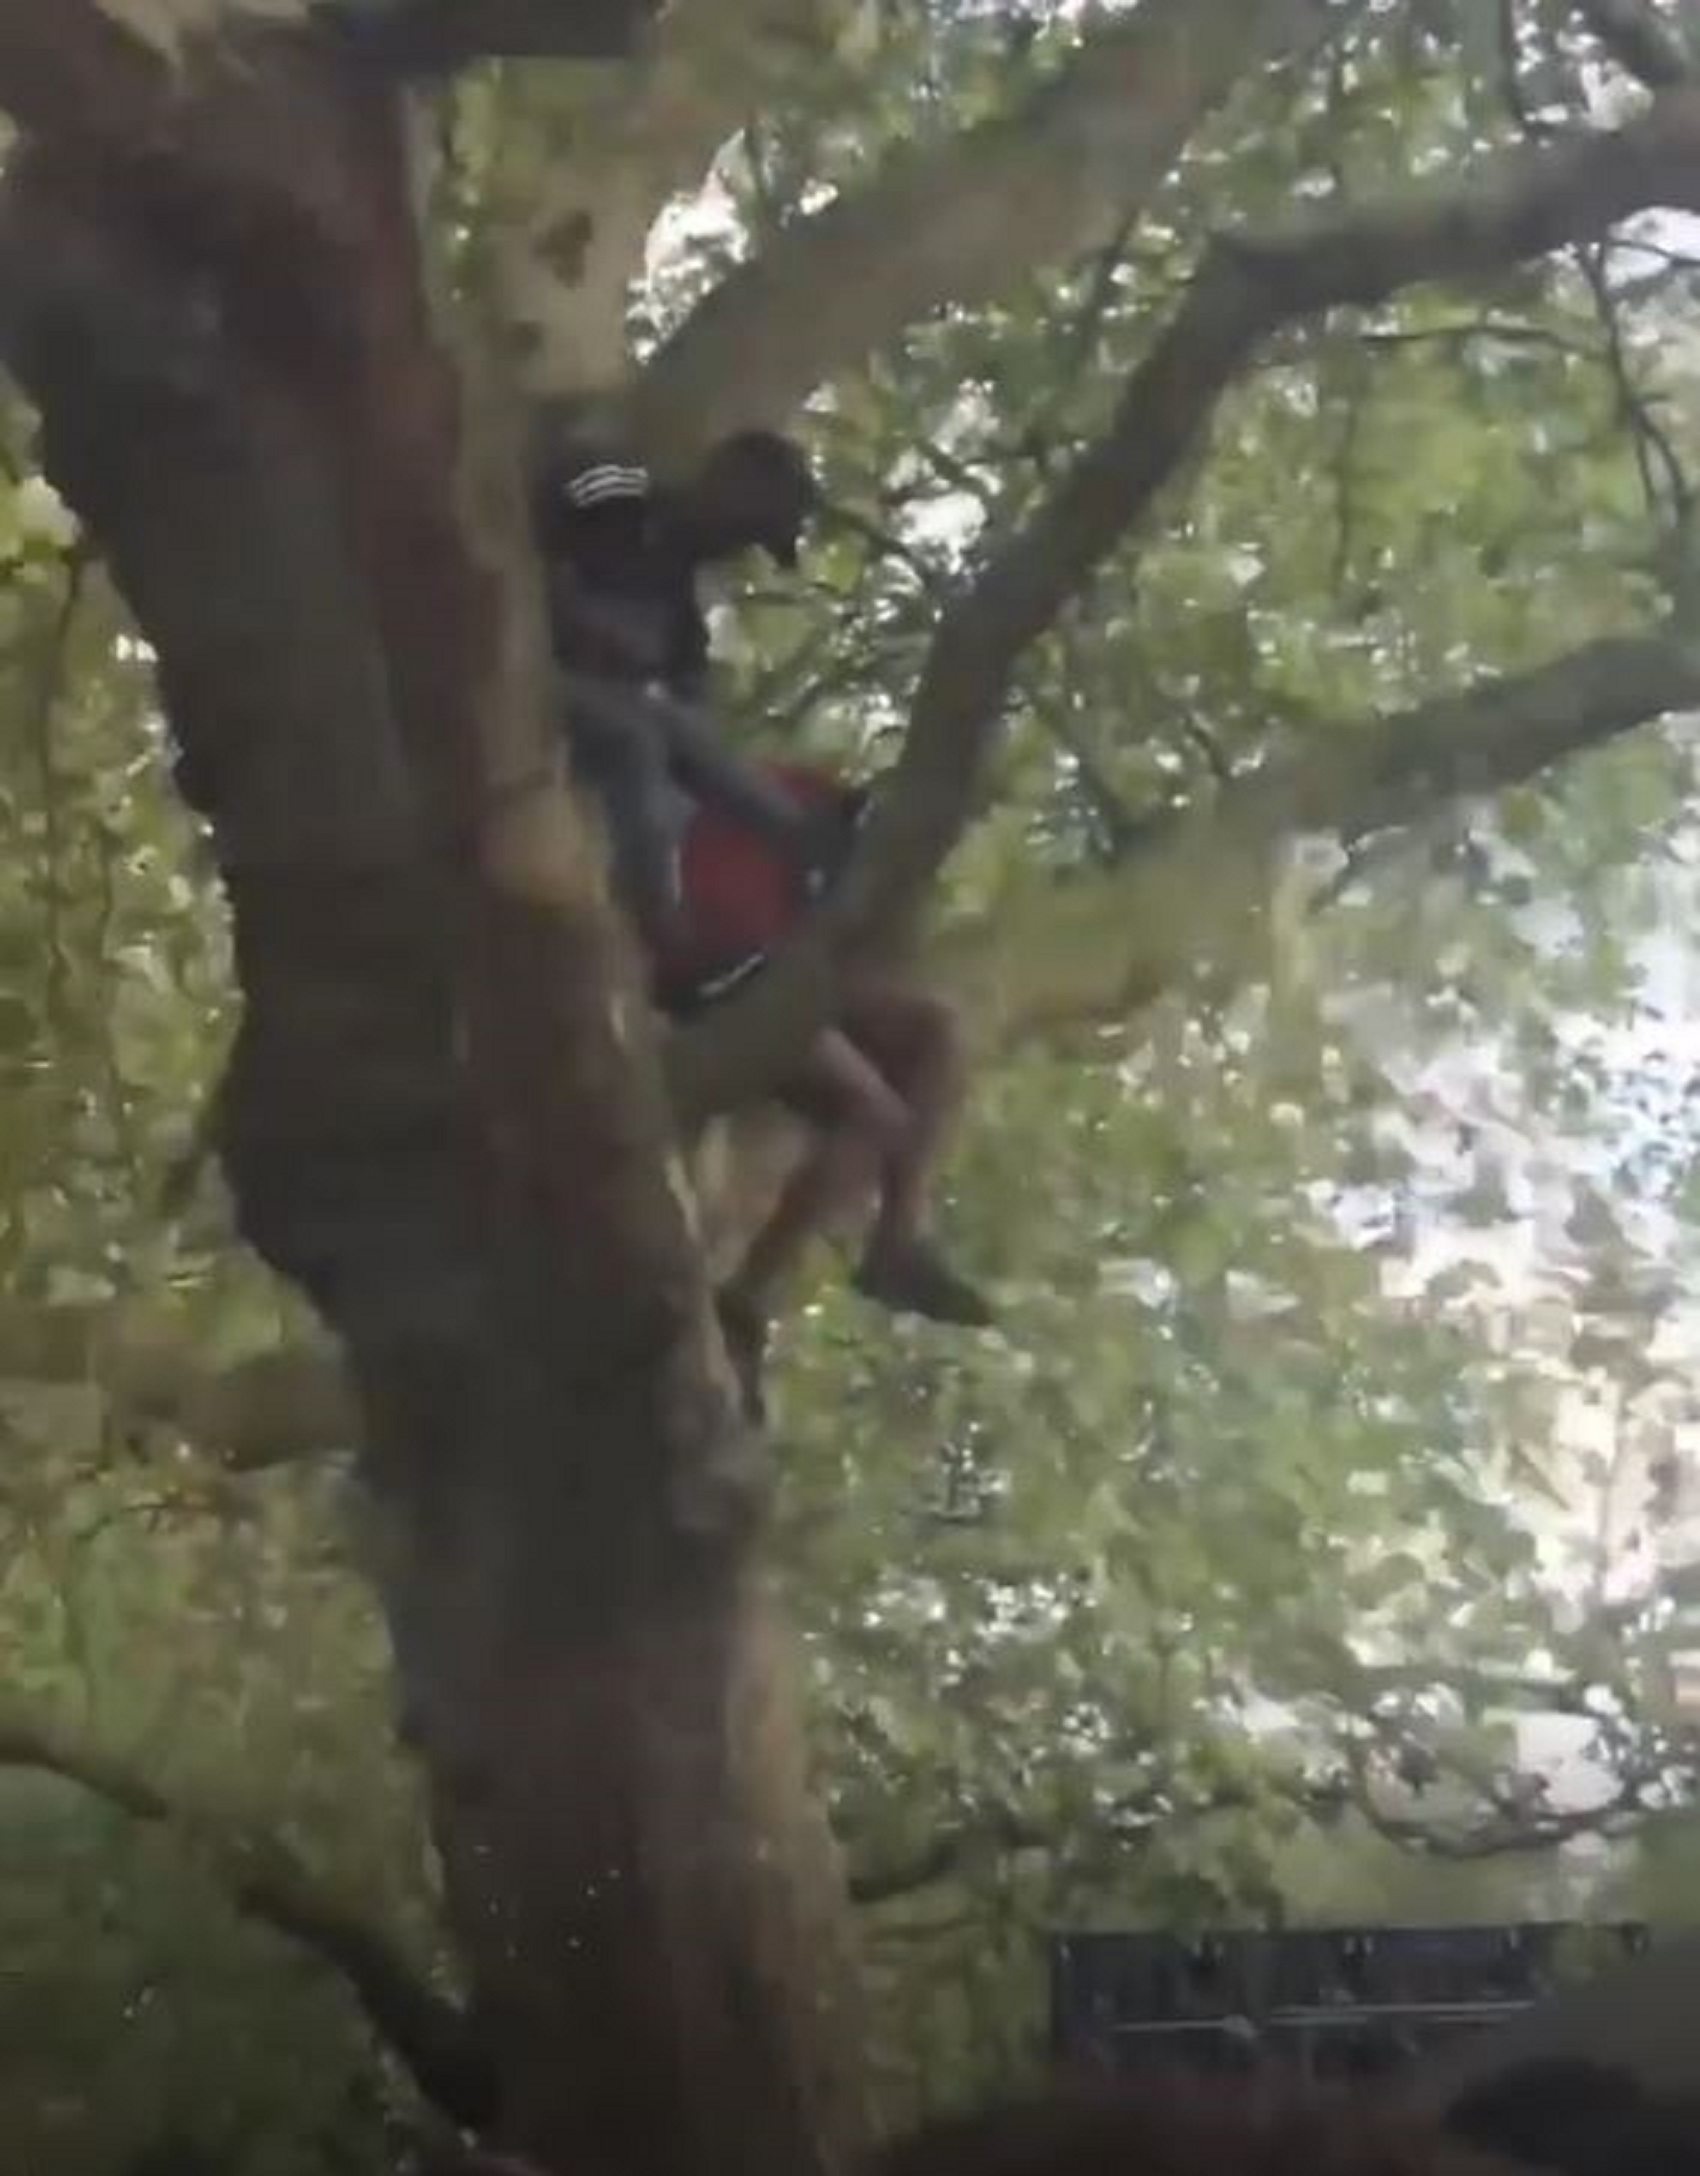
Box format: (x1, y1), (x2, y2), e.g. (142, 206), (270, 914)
(532, 419), (831, 950)
(532, 418), (993, 1399)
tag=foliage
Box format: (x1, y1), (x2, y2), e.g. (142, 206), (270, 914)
(7, 0), (1700, 2159)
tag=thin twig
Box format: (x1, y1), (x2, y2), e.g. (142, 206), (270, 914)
(0, 1713), (493, 2125)
(674, 87), (1700, 1109)
(1357, 316), (1599, 360)
(1575, 236), (1693, 519)
(1329, 349), (1369, 595)
(1027, 634), (1144, 863)
(26, 545), (89, 1038)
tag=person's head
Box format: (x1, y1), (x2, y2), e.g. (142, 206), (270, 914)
(674, 429), (821, 569)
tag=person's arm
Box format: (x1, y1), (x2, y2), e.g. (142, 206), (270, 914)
(652, 697), (820, 859)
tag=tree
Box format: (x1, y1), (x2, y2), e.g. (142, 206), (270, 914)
(5, 1), (1700, 2170)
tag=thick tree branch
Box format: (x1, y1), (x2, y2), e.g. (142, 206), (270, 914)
(843, 1751), (1629, 1907)
(0, 0), (657, 137)
(847, 1803), (1055, 1908)
(879, 90), (1700, 917)
(0, 1296), (354, 1470)
(631, 0), (1339, 453)
(1353, 1779), (1647, 1860)
(485, 0), (843, 396)
(0, 0), (169, 141)
(0, 3), (352, 182)
(5, 1313), (422, 1474)
(3, 656), (1674, 1474)
(142, 1341), (357, 1467)
(944, 631), (1700, 1053)
(0, 1714), (493, 2125)
(671, 87), (1700, 1116)
(1577, 0), (1694, 89)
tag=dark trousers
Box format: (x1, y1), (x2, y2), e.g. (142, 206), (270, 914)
(560, 669), (810, 939)
(561, 671), (692, 936)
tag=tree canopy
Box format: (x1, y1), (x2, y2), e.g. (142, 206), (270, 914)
(3, 2), (1700, 2171)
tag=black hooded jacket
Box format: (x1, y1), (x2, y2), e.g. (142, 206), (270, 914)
(532, 435), (711, 691)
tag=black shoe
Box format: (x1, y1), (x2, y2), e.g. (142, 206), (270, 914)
(853, 1238), (994, 1328)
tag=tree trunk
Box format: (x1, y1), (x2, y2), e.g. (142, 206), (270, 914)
(0, 47), (865, 2176)
(359, 1305), (865, 2172)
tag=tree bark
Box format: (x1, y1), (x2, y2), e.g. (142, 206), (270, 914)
(631, 0), (1340, 456)
(0, 37), (864, 2176)
(483, 0), (844, 400)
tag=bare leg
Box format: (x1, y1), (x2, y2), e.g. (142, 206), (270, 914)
(724, 1026), (910, 1322)
(837, 970), (968, 1270)
(836, 972), (991, 1326)
(717, 979), (990, 1424)
(561, 674), (686, 947)
(716, 1026), (910, 1419)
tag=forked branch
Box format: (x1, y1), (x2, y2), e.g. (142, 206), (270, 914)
(0, 1714), (494, 2124)
(672, 85), (1700, 1113)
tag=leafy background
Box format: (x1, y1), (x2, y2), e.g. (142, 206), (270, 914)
(9, 1), (1700, 2167)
